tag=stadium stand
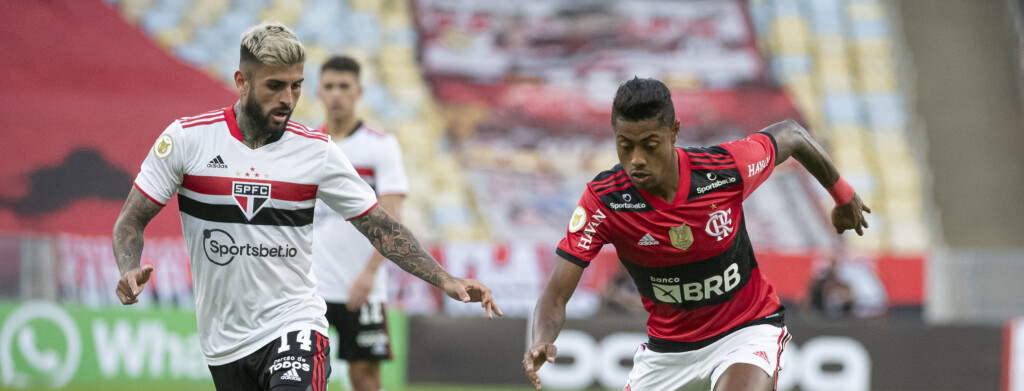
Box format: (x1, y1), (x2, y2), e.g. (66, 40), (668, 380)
(106, 0), (931, 254)
(749, 0), (929, 252)
(109, 0), (488, 242)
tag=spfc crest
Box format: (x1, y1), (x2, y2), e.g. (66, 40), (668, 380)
(669, 224), (693, 251)
(232, 181), (271, 220)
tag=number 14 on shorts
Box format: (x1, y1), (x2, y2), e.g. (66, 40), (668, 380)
(278, 329), (314, 352)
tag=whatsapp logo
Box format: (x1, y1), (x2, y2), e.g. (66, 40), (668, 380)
(0, 302), (81, 388)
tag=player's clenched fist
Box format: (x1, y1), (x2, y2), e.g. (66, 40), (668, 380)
(523, 342), (557, 390)
(115, 264), (154, 305)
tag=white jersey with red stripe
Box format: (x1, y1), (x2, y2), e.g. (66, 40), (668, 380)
(133, 107), (378, 365)
(312, 122), (408, 303)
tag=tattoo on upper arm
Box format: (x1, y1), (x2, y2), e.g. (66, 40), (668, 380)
(351, 207), (448, 287)
(112, 189), (163, 275)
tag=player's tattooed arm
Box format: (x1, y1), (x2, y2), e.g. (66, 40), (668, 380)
(352, 205), (502, 318)
(350, 206), (451, 288)
(112, 187), (163, 275)
(112, 187), (162, 305)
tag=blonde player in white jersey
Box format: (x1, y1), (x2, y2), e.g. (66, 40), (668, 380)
(112, 23), (502, 391)
(312, 55), (407, 391)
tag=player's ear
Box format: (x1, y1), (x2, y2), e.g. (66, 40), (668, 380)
(671, 118), (680, 142)
(234, 70), (248, 96)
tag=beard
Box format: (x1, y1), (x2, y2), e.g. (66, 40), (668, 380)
(242, 91), (290, 136)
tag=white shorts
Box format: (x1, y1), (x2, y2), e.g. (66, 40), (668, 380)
(624, 325), (791, 391)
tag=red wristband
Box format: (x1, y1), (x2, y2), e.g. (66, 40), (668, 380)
(827, 177), (855, 206)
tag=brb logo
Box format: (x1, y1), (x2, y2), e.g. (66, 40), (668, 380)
(0, 302), (81, 389)
(202, 229), (298, 266)
(232, 181), (271, 220)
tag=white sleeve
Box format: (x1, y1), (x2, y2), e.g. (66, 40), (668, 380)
(133, 121), (185, 205)
(318, 141), (379, 219)
(374, 135), (409, 196)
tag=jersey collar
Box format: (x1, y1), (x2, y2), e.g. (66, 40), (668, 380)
(634, 147), (689, 209)
(224, 106), (244, 143)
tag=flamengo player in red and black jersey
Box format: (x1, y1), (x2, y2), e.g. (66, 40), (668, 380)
(112, 23), (501, 391)
(523, 78), (870, 391)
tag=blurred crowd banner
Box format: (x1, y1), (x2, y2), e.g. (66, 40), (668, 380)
(53, 235), (926, 313)
(52, 235), (924, 317)
(415, 0), (765, 87)
(407, 314), (1006, 391)
(0, 300), (407, 390)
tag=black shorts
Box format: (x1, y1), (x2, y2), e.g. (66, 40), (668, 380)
(208, 329), (331, 391)
(324, 301), (392, 362)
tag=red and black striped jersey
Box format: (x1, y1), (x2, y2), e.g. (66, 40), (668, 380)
(557, 132), (782, 346)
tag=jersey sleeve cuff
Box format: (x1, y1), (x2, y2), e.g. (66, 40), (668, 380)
(345, 201), (378, 221)
(133, 182), (166, 207)
(757, 131), (779, 158)
(556, 248), (590, 268)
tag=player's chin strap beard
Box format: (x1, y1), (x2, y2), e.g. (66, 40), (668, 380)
(238, 101), (285, 149)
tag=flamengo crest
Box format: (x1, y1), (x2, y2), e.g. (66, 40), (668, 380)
(705, 208), (733, 241)
(232, 181), (271, 220)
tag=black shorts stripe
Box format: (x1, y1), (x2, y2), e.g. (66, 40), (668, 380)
(178, 194), (314, 226)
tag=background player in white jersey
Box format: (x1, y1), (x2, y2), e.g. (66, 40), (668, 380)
(112, 23), (501, 391)
(313, 55), (407, 391)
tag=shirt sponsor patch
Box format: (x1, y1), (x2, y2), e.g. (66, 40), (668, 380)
(598, 188), (654, 212)
(688, 168), (741, 201)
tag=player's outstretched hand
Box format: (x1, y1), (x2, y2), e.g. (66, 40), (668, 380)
(441, 278), (503, 319)
(832, 194), (871, 236)
(115, 264), (154, 305)
(523, 342), (557, 390)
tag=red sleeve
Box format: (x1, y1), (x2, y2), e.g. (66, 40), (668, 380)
(719, 132), (777, 200)
(555, 188), (609, 268)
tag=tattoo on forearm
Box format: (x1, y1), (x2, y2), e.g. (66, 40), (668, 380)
(351, 207), (449, 288)
(112, 190), (162, 275)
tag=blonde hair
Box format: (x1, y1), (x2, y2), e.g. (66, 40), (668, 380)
(239, 22), (305, 73)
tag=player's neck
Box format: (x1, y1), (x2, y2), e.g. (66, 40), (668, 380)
(648, 150), (681, 203)
(234, 102), (283, 149)
(324, 115), (361, 140)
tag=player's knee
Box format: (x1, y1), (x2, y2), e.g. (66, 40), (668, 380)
(349, 362), (382, 391)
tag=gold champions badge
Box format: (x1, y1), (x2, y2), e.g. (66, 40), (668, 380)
(669, 224), (693, 250)
(153, 134), (173, 159)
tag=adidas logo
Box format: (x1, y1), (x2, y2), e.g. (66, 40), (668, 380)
(207, 155), (228, 169)
(638, 233), (659, 246)
(280, 367), (302, 382)
(753, 350), (771, 364)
